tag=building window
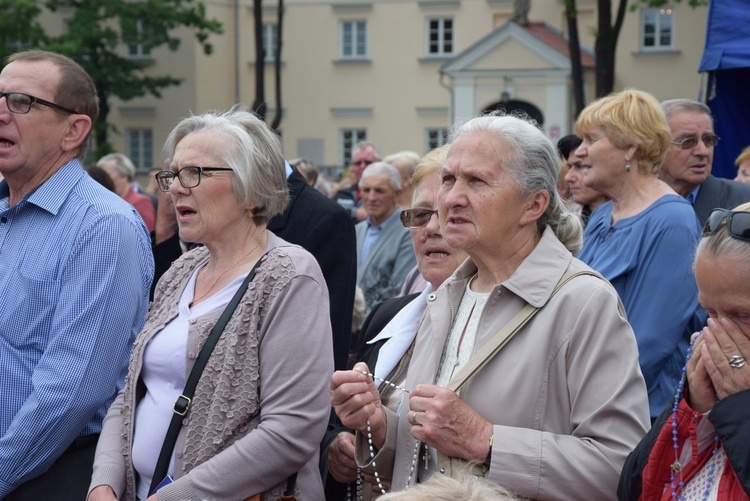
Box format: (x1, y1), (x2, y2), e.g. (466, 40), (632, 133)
(127, 128), (153, 174)
(641, 8), (673, 50)
(262, 23), (278, 63)
(340, 20), (367, 59)
(340, 129), (367, 165)
(426, 18), (453, 57)
(127, 20), (152, 59)
(426, 128), (448, 151)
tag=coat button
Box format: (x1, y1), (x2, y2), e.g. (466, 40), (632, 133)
(427, 293), (437, 302)
(440, 468), (445, 474)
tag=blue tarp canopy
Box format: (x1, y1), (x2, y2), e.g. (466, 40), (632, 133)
(698, 0), (750, 179)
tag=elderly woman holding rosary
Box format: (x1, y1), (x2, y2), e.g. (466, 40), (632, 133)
(330, 113), (651, 500)
(619, 203), (750, 500)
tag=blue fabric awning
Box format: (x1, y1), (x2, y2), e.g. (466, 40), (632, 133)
(699, 0), (750, 71)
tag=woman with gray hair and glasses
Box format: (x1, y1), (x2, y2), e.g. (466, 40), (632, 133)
(619, 203), (750, 500)
(88, 105), (333, 501)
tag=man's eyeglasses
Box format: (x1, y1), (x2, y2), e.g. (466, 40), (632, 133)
(703, 209), (750, 241)
(155, 166), (234, 192)
(400, 208), (438, 228)
(671, 134), (721, 150)
(352, 159), (374, 167)
(0, 91), (79, 115)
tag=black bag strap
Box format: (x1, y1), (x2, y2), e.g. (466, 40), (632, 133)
(149, 253), (268, 496)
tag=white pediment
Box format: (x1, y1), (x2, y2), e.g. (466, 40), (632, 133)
(442, 21), (572, 76)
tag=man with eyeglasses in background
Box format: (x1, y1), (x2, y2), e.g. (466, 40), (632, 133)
(333, 140), (380, 222)
(0, 50), (153, 499)
(660, 98), (750, 225)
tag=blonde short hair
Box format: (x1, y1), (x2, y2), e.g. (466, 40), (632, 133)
(575, 89), (671, 175)
(735, 146), (750, 167)
(410, 144), (449, 194)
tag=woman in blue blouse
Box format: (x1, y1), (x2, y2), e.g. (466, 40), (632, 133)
(574, 89), (704, 420)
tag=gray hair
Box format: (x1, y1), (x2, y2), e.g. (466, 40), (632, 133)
(384, 150), (421, 179)
(97, 153), (136, 181)
(162, 104), (288, 224)
(450, 113), (583, 254)
(661, 99), (713, 121)
(695, 201), (750, 265)
(353, 140), (381, 161)
(361, 162), (402, 191)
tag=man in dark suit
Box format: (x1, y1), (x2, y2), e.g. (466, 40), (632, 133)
(660, 99), (750, 225)
(152, 162), (357, 372)
(268, 164), (357, 372)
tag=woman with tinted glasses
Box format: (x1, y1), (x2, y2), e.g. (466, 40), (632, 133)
(575, 89), (705, 420)
(88, 106), (333, 501)
(322, 145), (469, 499)
(618, 204), (750, 500)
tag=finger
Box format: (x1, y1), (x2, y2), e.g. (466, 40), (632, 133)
(702, 328), (739, 376)
(706, 318), (740, 356)
(339, 432), (356, 459)
(351, 362), (373, 378)
(410, 384), (442, 398)
(701, 343), (729, 398)
(719, 317), (750, 355)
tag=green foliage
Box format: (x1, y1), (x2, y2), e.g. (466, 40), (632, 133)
(630, 0), (708, 12)
(0, 0), (223, 155)
(0, 0), (45, 61)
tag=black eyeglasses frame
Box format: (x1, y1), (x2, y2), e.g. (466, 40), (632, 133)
(155, 166), (234, 192)
(703, 208), (750, 242)
(0, 91), (80, 115)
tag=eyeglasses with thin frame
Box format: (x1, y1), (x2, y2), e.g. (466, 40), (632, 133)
(155, 166), (234, 192)
(400, 208), (438, 228)
(0, 91), (79, 115)
(670, 134), (721, 150)
(352, 159), (374, 167)
(703, 209), (750, 241)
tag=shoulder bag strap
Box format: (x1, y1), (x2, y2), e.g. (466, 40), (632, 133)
(149, 252), (268, 495)
(446, 269), (600, 394)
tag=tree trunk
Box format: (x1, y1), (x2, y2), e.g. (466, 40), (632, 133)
(595, 0), (628, 97)
(270, 0), (283, 131)
(565, 0), (585, 116)
(252, 0), (266, 120)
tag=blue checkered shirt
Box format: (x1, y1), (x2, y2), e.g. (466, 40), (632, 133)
(0, 159), (153, 495)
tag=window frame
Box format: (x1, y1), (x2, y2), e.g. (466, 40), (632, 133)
(262, 23), (279, 63)
(340, 128), (367, 166)
(339, 20), (368, 60)
(425, 17), (454, 58)
(127, 20), (152, 59)
(640, 7), (674, 52)
(126, 128), (154, 174)
(425, 128), (449, 152)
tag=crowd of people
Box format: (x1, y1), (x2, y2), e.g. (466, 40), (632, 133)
(1, 48), (749, 501)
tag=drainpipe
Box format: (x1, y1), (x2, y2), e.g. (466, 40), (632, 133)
(234, 0), (240, 102)
(439, 69), (455, 126)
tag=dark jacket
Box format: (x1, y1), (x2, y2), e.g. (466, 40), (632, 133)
(321, 293), (420, 500)
(693, 174), (750, 225)
(267, 168), (357, 372)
